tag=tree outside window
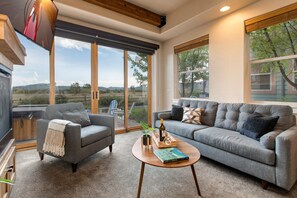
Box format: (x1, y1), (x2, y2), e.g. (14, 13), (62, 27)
(177, 45), (209, 98)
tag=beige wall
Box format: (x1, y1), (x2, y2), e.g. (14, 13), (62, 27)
(158, 0), (297, 110)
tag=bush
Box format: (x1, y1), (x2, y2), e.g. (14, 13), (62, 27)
(130, 107), (148, 123)
(99, 96), (124, 108)
(19, 95), (49, 105)
(56, 94), (68, 104)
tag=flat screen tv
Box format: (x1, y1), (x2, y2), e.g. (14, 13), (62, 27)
(0, 0), (58, 51)
(0, 69), (12, 157)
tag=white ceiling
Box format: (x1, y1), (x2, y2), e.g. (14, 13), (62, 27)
(125, 0), (191, 15)
(54, 0), (260, 43)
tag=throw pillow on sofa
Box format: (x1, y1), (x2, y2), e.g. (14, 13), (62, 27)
(240, 113), (279, 141)
(171, 105), (184, 121)
(63, 111), (91, 127)
(182, 107), (203, 125)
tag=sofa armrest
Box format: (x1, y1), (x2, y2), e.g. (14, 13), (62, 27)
(275, 125), (297, 190)
(152, 110), (171, 128)
(88, 114), (115, 141)
(260, 130), (282, 150)
(64, 122), (82, 160)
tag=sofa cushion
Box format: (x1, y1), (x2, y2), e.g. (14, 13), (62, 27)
(155, 120), (208, 139)
(182, 107), (203, 124)
(194, 127), (275, 165)
(171, 105), (184, 121)
(44, 103), (87, 120)
(236, 104), (296, 132)
(214, 103), (296, 133)
(63, 112), (91, 127)
(214, 103), (243, 131)
(177, 99), (218, 126)
(81, 125), (111, 147)
(240, 113), (279, 140)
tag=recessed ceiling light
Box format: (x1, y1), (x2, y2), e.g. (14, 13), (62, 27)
(220, 6), (230, 12)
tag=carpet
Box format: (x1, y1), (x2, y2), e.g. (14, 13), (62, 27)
(11, 131), (297, 198)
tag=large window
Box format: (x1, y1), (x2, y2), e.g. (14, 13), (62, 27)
(12, 33), (50, 107)
(175, 36), (209, 98)
(55, 36), (91, 110)
(12, 33), (50, 143)
(247, 8), (297, 102)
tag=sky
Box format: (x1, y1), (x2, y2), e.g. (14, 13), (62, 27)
(12, 34), (140, 87)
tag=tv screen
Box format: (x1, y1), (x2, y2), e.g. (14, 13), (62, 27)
(0, 0), (58, 51)
(0, 72), (11, 142)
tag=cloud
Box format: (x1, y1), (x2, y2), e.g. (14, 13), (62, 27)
(55, 37), (90, 51)
(12, 71), (49, 87)
(99, 46), (123, 56)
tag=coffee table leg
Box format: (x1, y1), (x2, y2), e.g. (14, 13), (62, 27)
(191, 164), (201, 196)
(137, 162), (145, 198)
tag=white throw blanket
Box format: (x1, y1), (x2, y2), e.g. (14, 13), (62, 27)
(43, 119), (71, 157)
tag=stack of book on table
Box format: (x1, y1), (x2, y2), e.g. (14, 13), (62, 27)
(153, 147), (189, 163)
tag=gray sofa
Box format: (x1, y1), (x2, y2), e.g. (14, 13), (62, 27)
(37, 103), (115, 172)
(152, 99), (297, 190)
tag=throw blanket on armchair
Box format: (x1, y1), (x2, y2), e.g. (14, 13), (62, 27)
(43, 119), (71, 157)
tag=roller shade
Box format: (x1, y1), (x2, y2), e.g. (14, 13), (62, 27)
(245, 2), (297, 33)
(174, 35), (209, 54)
(55, 20), (159, 55)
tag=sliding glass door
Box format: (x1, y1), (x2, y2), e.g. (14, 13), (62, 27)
(127, 52), (149, 128)
(95, 47), (151, 132)
(98, 46), (125, 130)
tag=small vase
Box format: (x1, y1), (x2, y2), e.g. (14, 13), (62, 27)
(142, 135), (152, 147)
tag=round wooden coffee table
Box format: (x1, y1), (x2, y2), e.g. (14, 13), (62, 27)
(132, 136), (201, 198)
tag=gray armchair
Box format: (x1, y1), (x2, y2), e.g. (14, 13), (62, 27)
(37, 103), (115, 172)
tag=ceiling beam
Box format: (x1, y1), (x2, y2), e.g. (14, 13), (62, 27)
(82, 0), (166, 27)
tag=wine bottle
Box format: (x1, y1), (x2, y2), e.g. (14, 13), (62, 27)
(159, 119), (165, 141)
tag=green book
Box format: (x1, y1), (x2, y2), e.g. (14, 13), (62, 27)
(153, 148), (189, 163)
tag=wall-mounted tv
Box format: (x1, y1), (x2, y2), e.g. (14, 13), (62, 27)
(0, 0), (58, 51)
(0, 68), (12, 157)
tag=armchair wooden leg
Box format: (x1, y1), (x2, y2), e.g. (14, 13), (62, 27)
(72, 163), (78, 173)
(109, 145), (113, 152)
(39, 152), (44, 160)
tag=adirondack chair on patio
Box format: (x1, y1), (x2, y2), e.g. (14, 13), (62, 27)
(107, 100), (119, 116)
(115, 102), (135, 120)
